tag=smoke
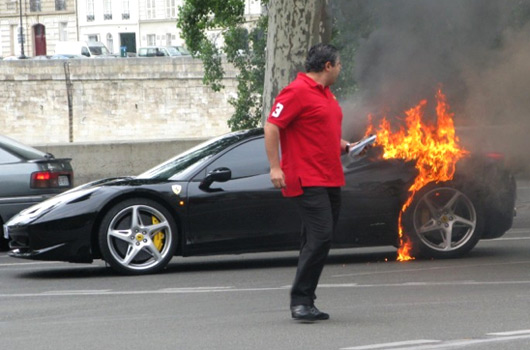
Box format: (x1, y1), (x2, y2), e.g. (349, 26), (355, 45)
(337, 0), (530, 174)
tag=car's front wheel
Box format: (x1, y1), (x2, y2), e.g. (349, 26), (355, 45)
(404, 185), (484, 259)
(98, 198), (178, 275)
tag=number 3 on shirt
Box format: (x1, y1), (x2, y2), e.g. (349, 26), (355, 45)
(271, 102), (284, 118)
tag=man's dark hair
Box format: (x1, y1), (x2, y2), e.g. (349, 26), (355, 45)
(304, 43), (339, 73)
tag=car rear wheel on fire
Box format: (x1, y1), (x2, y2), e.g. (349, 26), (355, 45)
(404, 183), (484, 259)
(98, 198), (179, 275)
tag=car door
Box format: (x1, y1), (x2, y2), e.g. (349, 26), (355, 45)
(186, 137), (301, 251)
(333, 149), (417, 246)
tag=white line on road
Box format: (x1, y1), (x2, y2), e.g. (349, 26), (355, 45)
(343, 333), (530, 350)
(41, 290), (111, 295)
(332, 260), (530, 278)
(487, 329), (530, 336)
(389, 334), (530, 349)
(2, 280), (530, 299)
(0, 261), (61, 267)
(340, 339), (441, 350)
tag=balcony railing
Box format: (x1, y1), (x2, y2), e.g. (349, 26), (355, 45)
(122, 13), (130, 20)
(104, 14), (112, 20)
(87, 15), (95, 21)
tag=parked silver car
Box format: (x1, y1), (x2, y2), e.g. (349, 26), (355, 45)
(0, 135), (73, 249)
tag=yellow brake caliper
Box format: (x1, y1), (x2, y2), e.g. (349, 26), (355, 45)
(151, 216), (165, 251)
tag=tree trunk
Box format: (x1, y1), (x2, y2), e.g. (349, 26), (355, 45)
(261, 0), (332, 124)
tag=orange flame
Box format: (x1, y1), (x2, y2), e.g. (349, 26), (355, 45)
(368, 89), (468, 261)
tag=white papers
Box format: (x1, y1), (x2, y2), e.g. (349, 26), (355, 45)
(348, 135), (376, 157)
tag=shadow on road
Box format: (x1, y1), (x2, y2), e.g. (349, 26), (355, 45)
(15, 248), (399, 280)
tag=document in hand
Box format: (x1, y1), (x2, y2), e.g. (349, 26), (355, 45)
(348, 135), (376, 157)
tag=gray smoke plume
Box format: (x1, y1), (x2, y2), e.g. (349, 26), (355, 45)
(337, 0), (530, 174)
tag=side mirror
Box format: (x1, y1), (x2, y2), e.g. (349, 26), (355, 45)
(199, 167), (231, 190)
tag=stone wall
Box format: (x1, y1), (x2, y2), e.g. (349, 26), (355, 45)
(0, 57), (236, 145)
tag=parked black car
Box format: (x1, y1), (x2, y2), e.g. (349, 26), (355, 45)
(0, 135), (74, 250)
(5, 128), (515, 274)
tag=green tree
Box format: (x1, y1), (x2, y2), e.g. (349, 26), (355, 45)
(177, 0), (267, 130)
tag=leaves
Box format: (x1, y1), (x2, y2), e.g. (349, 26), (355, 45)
(177, 0), (264, 130)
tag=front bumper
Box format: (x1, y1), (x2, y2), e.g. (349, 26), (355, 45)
(7, 225), (93, 263)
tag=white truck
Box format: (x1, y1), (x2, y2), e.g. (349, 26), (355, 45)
(54, 41), (116, 58)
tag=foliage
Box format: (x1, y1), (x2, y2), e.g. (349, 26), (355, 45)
(177, 0), (267, 130)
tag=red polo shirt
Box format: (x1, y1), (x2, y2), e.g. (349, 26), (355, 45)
(267, 73), (345, 197)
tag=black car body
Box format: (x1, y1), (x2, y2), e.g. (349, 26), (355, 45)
(0, 135), (74, 249)
(5, 129), (516, 274)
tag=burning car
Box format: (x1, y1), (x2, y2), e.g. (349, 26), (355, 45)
(4, 91), (516, 275)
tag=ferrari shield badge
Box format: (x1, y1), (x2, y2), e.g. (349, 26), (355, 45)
(171, 185), (182, 196)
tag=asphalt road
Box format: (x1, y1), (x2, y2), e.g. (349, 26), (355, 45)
(1, 181), (530, 350)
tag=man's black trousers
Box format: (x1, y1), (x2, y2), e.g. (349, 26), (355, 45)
(290, 186), (341, 307)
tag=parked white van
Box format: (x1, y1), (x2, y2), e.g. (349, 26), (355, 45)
(137, 46), (190, 57)
(54, 41), (116, 58)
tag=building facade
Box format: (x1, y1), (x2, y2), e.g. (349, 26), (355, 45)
(77, 0), (140, 54)
(1, 0), (263, 58)
(0, 0), (77, 57)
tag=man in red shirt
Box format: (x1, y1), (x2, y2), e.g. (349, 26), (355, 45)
(265, 43), (351, 321)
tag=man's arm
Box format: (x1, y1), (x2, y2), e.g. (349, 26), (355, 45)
(264, 122), (286, 189)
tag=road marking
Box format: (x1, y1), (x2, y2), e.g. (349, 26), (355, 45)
(2, 279), (530, 299)
(340, 340), (440, 349)
(0, 261), (61, 267)
(342, 333), (530, 350)
(332, 260), (530, 278)
(487, 329), (530, 336)
(41, 290), (111, 295)
(389, 334), (530, 349)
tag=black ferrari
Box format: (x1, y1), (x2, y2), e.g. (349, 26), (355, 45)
(4, 128), (516, 275)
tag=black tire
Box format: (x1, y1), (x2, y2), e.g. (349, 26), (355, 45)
(98, 198), (178, 275)
(403, 184), (484, 259)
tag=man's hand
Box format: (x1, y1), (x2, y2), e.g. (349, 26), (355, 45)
(265, 122), (286, 189)
(270, 167), (286, 189)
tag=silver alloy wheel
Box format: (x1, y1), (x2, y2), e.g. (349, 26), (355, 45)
(412, 187), (477, 252)
(106, 204), (173, 272)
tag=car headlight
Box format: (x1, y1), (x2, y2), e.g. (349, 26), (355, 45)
(8, 187), (98, 224)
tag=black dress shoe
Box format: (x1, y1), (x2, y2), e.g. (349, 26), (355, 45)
(291, 305), (330, 321)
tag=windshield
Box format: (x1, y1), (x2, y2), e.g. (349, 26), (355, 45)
(89, 45), (110, 55)
(137, 129), (262, 180)
(175, 46), (190, 55)
(166, 47), (180, 56)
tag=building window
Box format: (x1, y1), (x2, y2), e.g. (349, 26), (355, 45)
(6, 0), (18, 12)
(88, 34), (99, 42)
(104, 0), (112, 20)
(30, 0), (41, 12)
(166, 0), (176, 18)
(147, 0), (156, 19)
(166, 33), (172, 46)
(122, 0), (130, 19)
(87, 0), (95, 21)
(55, 0), (66, 11)
(106, 33), (114, 53)
(147, 34), (156, 46)
(59, 22), (68, 41)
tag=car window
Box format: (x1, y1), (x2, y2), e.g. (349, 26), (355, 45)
(0, 147), (21, 164)
(0, 135), (46, 160)
(137, 130), (263, 180)
(203, 138), (269, 180)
